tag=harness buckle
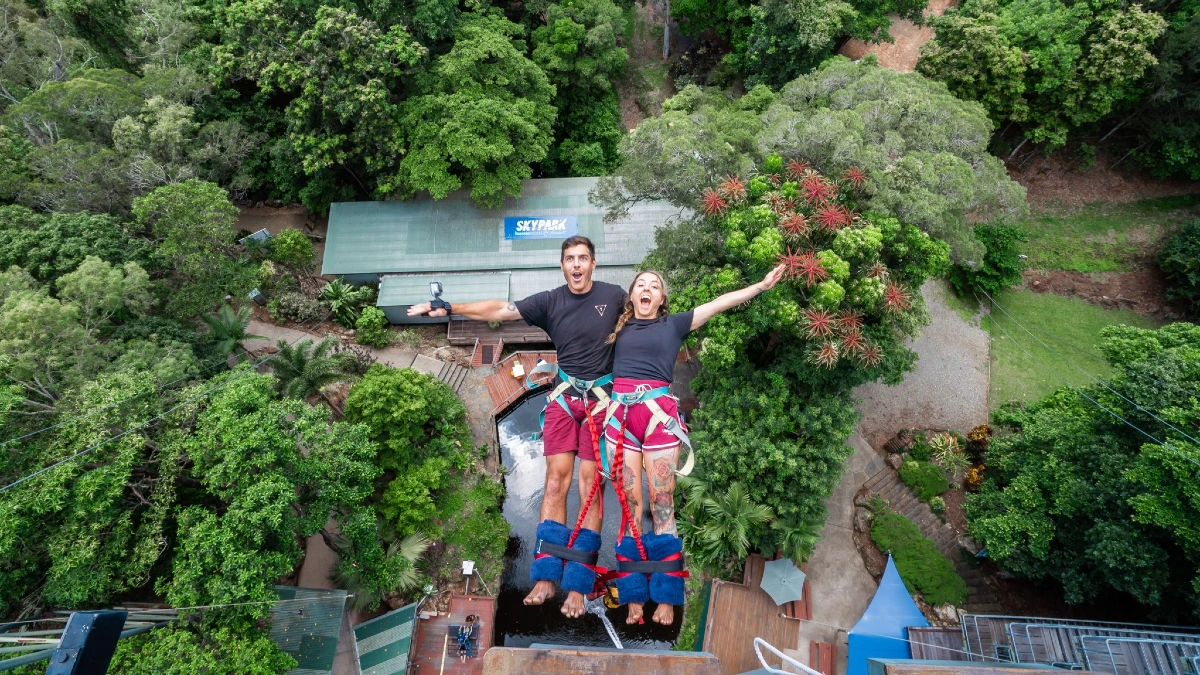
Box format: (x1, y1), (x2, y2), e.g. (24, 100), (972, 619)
(633, 383), (652, 395)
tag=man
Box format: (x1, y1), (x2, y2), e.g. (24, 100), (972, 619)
(408, 235), (625, 618)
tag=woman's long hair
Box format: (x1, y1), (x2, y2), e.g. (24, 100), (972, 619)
(606, 271), (670, 344)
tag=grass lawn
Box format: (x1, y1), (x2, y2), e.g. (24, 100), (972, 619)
(984, 289), (1160, 409)
(1020, 195), (1200, 273)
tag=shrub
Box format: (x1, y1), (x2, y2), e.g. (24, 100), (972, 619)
(270, 229), (316, 270)
(355, 307), (392, 348)
(871, 510), (968, 605)
(900, 460), (949, 502)
(321, 279), (376, 327)
(947, 224), (1027, 298)
(1157, 220), (1200, 315)
(930, 496), (946, 513)
(909, 439), (933, 462)
(268, 292), (324, 324)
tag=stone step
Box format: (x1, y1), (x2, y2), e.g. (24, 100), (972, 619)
(450, 365), (469, 391)
(880, 481), (907, 503)
(965, 603), (1004, 613)
(864, 470), (893, 492)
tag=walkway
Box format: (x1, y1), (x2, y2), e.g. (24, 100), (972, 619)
(410, 595), (496, 675)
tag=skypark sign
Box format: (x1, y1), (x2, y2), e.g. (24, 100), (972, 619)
(504, 215), (578, 241)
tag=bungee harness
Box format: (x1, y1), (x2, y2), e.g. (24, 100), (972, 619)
(604, 384), (695, 477)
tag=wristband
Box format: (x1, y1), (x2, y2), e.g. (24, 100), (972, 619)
(431, 298), (453, 315)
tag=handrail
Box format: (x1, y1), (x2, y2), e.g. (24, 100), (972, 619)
(754, 637), (823, 675)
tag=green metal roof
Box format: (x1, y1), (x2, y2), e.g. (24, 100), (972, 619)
(376, 266), (638, 310)
(321, 177), (684, 276)
(353, 603), (418, 675)
(270, 587), (347, 675)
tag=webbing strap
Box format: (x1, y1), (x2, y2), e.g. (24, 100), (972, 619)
(603, 390), (694, 477)
(536, 540), (600, 566)
(615, 558), (685, 574)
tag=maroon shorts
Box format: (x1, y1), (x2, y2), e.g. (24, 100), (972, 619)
(603, 378), (687, 453)
(542, 394), (606, 461)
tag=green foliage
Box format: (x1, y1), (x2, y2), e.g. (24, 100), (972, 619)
(267, 292), (324, 324)
(399, 13), (557, 209)
(269, 230), (315, 271)
(900, 459), (949, 502)
(344, 364), (471, 473)
(929, 496), (946, 513)
(107, 622), (296, 675)
(133, 180), (254, 318)
(200, 304), (263, 357)
(0, 205), (156, 285)
(320, 279), (375, 328)
(948, 225), (1027, 297)
(679, 478), (773, 572)
(598, 58), (1028, 262)
(355, 306), (392, 348)
(871, 510), (968, 605)
(919, 0), (1167, 148)
(379, 455), (452, 537)
(333, 517), (431, 612)
(1132, 13), (1200, 179)
(968, 323), (1200, 615)
(57, 255), (153, 334)
(270, 337), (354, 401)
(1157, 220), (1200, 315)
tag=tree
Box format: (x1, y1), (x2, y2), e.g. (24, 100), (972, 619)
(679, 478), (773, 572)
(200, 304), (263, 359)
(736, 0), (855, 89)
(56, 256), (152, 335)
(0, 0), (95, 109)
(333, 516), (432, 611)
(0, 205), (155, 285)
(1131, 12), (1200, 179)
(132, 180), (254, 317)
(595, 58), (1028, 262)
(1157, 220), (1200, 315)
(107, 623), (296, 675)
(343, 364), (471, 473)
(967, 323), (1200, 617)
(399, 13), (557, 208)
(918, 0), (1167, 148)
(270, 337), (354, 407)
(947, 224), (1027, 297)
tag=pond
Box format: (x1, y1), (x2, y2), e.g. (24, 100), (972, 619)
(494, 394), (680, 649)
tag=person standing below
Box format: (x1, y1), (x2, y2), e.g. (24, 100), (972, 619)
(407, 236), (625, 619)
(605, 265), (784, 626)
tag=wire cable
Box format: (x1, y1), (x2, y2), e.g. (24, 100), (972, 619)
(977, 292), (1200, 470)
(0, 320), (329, 494)
(982, 290), (1200, 445)
(1025, 323), (1193, 394)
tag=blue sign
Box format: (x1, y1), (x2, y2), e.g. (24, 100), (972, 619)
(504, 215), (578, 240)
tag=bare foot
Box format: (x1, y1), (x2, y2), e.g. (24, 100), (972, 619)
(524, 580), (556, 605)
(652, 603), (674, 625)
(626, 602), (644, 624)
(561, 590), (587, 618)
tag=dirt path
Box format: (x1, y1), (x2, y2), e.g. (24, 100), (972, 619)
(839, 0), (954, 72)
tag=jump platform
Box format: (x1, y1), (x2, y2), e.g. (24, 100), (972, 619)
(483, 646), (720, 675)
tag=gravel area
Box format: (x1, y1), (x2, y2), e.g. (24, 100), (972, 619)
(854, 280), (990, 448)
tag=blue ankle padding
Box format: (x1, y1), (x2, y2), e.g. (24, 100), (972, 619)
(650, 572), (685, 606)
(614, 536), (650, 604)
(560, 528), (602, 595)
(530, 520), (571, 583)
(643, 532), (683, 560)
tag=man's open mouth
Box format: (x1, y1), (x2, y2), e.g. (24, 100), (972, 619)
(571, 272), (584, 282)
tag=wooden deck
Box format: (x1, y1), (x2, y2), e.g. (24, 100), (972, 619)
(702, 554), (800, 675)
(908, 626), (968, 661)
(484, 352), (557, 415)
(448, 320), (548, 346)
(411, 595), (496, 675)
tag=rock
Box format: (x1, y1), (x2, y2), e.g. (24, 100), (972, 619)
(854, 507), (873, 533)
(854, 491), (873, 508)
(935, 603), (960, 624)
(265, 198), (283, 207)
(889, 454), (904, 470)
(956, 534), (981, 555)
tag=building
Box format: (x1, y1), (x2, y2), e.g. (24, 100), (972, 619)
(319, 177), (685, 328)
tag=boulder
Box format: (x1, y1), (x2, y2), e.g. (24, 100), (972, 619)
(935, 603), (960, 624)
(889, 454), (904, 470)
(854, 507), (873, 533)
(854, 491), (873, 508)
(956, 534), (981, 555)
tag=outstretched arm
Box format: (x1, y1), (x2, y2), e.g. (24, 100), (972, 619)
(690, 264), (785, 331)
(407, 299), (523, 322)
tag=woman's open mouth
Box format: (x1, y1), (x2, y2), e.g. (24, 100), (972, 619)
(639, 293), (652, 308)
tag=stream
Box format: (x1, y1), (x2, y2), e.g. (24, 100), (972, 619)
(494, 394), (680, 649)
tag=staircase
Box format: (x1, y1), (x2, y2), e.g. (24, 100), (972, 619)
(437, 361), (470, 394)
(863, 468), (1002, 612)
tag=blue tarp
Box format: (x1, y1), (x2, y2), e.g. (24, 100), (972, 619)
(847, 555), (930, 675)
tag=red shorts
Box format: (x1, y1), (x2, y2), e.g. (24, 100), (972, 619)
(542, 393), (606, 461)
(603, 378), (687, 453)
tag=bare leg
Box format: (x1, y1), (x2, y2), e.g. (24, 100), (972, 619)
(562, 455), (603, 618)
(621, 451), (646, 624)
(526, 451), (576, 606)
(648, 445), (679, 625)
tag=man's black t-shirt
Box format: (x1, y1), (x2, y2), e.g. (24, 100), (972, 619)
(515, 281), (627, 381)
(612, 310), (694, 383)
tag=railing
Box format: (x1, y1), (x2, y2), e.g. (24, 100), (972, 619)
(1077, 637), (1200, 675)
(1009, 623), (1200, 668)
(754, 637), (823, 675)
(961, 615), (1200, 665)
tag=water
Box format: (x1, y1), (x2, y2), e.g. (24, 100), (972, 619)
(494, 394), (680, 649)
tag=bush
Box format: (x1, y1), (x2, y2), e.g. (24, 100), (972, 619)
(909, 438), (933, 462)
(947, 225), (1027, 298)
(930, 496), (946, 513)
(270, 229), (316, 270)
(321, 279), (376, 327)
(900, 460), (949, 502)
(871, 510), (968, 605)
(355, 307), (392, 348)
(267, 292), (325, 324)
(1157, 220), (1200, 315)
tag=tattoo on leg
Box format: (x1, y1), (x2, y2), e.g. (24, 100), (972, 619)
(653, 458), (672, 484)
(651, 492), (676, 535)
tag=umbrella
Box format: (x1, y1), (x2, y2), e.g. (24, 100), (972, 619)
(759, 558), (807, 606)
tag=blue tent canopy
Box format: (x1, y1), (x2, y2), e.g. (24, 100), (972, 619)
(847, 555), (930, 675)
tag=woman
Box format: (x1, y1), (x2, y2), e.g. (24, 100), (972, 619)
(605, 264), (784, 626)
(457, 615), (476, 662)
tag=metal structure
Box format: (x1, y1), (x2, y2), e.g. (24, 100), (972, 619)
(353, 602), (418, 675)
(960, 615), (1200, 664)
(1008, 623), (1200, 667)
(269, 587), (348, 675)
(753, 637), (824, 675)
(1079, 637), (1200, 675)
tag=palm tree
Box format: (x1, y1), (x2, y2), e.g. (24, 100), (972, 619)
(771, 515), (823, 564)
(679, 477), (773, 570)
(202, 304), (264, 361)
(270, 337), (355, 409)
(331, 521), (432, 612)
